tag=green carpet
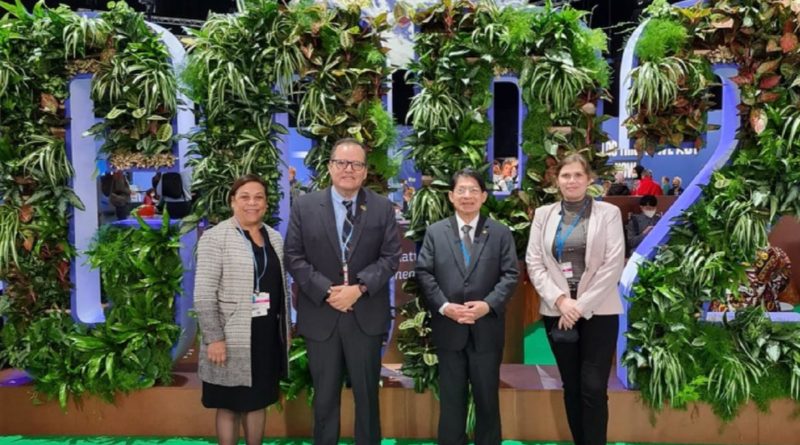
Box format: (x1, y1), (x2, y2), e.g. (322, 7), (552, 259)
(0, 438), (710, 445)
(523, 320), (555, 366)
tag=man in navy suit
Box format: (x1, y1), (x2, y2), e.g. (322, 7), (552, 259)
(285, 138), (401, 445)
(415, 168), (519, 445)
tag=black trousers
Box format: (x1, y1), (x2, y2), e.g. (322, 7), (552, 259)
(544, 314), (619, 445)
(436, 334), (503, 445)
(306, 312), (383, 445)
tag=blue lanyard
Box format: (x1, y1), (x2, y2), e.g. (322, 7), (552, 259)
(234, 219), (268, 293)
(554, 200), (589, 262)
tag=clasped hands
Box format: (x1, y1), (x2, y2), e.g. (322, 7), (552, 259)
(444, 301), (491, 324)
(327, 284), (363, 312)
(555, 295), (582, 330)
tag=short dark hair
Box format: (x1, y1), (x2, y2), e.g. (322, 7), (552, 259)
(639, 195), (658, 207)
(229, 174), (268, 204)
(634, 164), (645, 179)
(331, 138), (368, 161)
(450, 168), (486, 192)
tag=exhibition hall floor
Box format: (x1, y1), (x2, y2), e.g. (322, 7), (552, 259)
(0, 438), (711, 445)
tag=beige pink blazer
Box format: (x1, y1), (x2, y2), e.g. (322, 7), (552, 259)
(525, 200), (625, 318)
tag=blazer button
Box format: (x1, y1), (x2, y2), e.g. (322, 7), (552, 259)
(464, 282), (469, 287)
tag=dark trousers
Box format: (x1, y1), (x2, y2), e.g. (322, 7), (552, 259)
(306, 312), (383, 445)
(114, 204), (129, 220)
(544, 315), (619, 445)
(436, 335), (503, 445)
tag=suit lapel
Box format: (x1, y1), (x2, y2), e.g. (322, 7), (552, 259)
(320, 188), (343, 260)
(345, 188), (367, 260)
(584, 200), (598, 272)
(446, 216), (468, 276)
(543, 204), (561, 262)
(464, 216), (489, 279)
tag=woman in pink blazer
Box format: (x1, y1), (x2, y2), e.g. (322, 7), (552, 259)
(525, 153), (625, 445)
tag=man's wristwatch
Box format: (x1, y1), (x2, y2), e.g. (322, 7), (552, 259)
(358, 283), (368, 295)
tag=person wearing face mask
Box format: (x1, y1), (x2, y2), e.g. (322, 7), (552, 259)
(195, 174), (291, 445)
(626, 195), (660, 257)
(525, 153), (624, 445)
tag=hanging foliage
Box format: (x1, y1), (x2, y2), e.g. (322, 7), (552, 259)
(84, 1), (180, 170)
(0, 1), (182, 408)
(624, 2), (717, 155)
(622, 0), (800, 420)
(293, 0), (398, 190)
(181, 0), (300, 226)
(398, 0), (612, 395)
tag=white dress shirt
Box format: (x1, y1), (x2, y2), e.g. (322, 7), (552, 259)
(440, 213), (479, 315)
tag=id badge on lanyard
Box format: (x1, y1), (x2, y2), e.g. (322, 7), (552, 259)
(252, 292), (270, 317)
(555, 200), (588, 281)
(559, 261), (574, 279)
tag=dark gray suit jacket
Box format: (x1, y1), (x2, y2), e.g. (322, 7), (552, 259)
(285, 187), (402, 341)
(415, 215), (519, 352)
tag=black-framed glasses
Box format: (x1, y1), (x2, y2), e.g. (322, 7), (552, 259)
(330, 159), (367, 171)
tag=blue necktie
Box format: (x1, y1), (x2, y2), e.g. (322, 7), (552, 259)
(461, 225), (472, 265)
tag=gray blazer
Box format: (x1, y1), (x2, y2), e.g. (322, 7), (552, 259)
(415, 215), (519, 352)
(194, 217), (291, 387)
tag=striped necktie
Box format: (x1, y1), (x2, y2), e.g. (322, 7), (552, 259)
(342, 200), (354, 256)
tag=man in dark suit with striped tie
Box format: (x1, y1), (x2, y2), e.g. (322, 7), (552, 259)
(415, 168), (519, 445)
(285, 138), (401, 445)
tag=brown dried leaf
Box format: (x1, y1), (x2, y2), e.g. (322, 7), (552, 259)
(39, 93), (58, 113)
(49, 127), (66, 140)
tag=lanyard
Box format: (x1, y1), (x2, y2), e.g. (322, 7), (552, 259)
(339, 222), (354, 264)
(339, 205), (355, 283)
(554, 200), (589, 262)
(234, 219), (268, 293)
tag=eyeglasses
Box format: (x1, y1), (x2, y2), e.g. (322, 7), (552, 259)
(453, 187), (483, 196)
(330, 159), (367, 172)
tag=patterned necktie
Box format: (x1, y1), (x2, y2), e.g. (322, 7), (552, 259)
(461, 224), (472, 264)
(342, 200), (354, 256)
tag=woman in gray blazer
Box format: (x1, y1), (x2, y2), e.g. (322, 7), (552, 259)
(195, 174), (291, 445)
(525, 154), (625, 445)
